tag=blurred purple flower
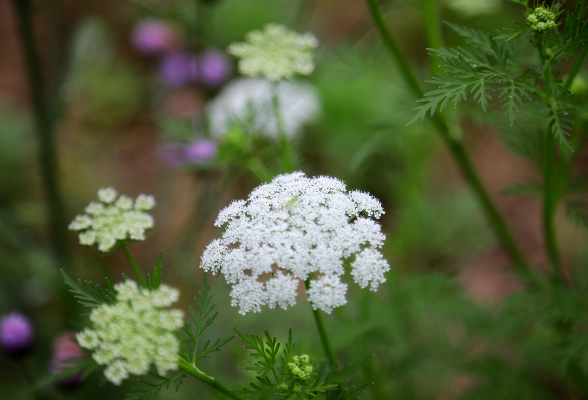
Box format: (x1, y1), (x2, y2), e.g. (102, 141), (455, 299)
(159, 52), (198, 87)
(184, 140), (218, 164)
(50, 332), (86, 387)
(131, 19), (177, 55)
(0, 313), (33, 356)
(198, 50), (232, 87)
(158, 142), (186, 167)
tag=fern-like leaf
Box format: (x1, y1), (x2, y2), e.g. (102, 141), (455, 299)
(61, 269), (116, 308)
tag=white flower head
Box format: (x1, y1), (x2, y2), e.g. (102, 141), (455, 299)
(69, 188), (156, 252)
(228, 23), (318, 82)
(76, 281), (183, 385)
(206, 77), (320, 140)
(200, 172), (390, 314)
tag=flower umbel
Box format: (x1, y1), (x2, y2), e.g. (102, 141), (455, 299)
(227, 24), (318, 81)
(200, 172), (390, 314)
(69, 188), (156, 252)
(527, 6), (558, 33)
(76, 280), (183, 385)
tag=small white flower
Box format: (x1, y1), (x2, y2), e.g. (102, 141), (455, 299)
(227, 23), (318, 82)
(77, 281), (184, 385)
(69, 188), (156, 252)
(200, 172), (390, 314)
(206, 77), (320, 140)
(306, 275), (347, 314)
(98, 187), (118, 204)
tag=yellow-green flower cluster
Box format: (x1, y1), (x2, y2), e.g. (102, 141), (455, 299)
(69, 188), (156, 252)
(76, 280), (183, 385)
(527, 6), (558, 33)
(287, 354), (313, 381)
(227, 24), (318, 82)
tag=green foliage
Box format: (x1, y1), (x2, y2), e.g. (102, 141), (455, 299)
(126, 373), (186, 400)
(61, 269), (117, 308)
(408, 23), (537, 126)
(234, 329), (366, 399)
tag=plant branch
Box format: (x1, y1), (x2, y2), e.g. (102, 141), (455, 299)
(271, 81), (295, 173)
(178, 357), (243, 400)
(564, 45), (588, 89)
(365, 0), (529, 270)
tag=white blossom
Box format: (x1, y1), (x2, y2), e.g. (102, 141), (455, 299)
(76, 281), (183, 385)
(200, 172), (390, 314)
(227, 23), (318, 82)
(206, 77), (319, 140)
(69, 188), (156, 252)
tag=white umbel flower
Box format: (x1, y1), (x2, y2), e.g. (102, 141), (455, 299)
(76, 280), (183, 385)
(206, 77), (319, 140)
(227, 24), (318, 82)
(200, 172), (390, 314)
(69, 188), (156, 252)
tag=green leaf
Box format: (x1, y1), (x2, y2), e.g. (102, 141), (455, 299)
(61, 269), (116, 308)
(501, 180), (543, 197)
(126, 372), (186, 400)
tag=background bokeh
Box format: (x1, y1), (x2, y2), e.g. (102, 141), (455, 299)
(1, 0), (587, 399)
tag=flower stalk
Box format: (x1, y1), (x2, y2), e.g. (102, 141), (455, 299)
(305, 279), (338, 369)
(121, 242), (147, 287)
(365, 0), (529, 270)
(271, 82), (296, 173)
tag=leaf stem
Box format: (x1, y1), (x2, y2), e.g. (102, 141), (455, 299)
(420, 0), (444, 75)
(365, 0), (529, 270)
(271, 82), (295, 173)
(12, 0), (70, 266)
(120, 242), (147, 287)
(178, 357), (243, 400)
(304, 279), (338, 369)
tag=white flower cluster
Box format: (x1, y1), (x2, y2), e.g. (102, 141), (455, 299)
(200, 172), (390, 315)
(206, 77), (320, 140)
(69, 188), (156, 252)
(227, 24), (318, 82)
(76, 280), (183, 385)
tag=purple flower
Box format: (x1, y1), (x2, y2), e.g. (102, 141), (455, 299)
(184, 140), (218, 164)
(159, 52), (198, 87)
(0, 313), (33, 356)
(131, 19), (177, 55)
(198, 50), (232, 87)
(50, 332), (86, 387)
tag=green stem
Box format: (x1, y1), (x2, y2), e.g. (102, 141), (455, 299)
(564, 45), (588, 90)
(420, 0), (443, 75)
(178, 357), (243, 400)
(542, 57), (564, 281)
(271, 81), (295, 173)
(365, 0), (529, 270)
(120, 242), (147, 287)
(304, 280), (338, 369)
(12, 0), (70, 266)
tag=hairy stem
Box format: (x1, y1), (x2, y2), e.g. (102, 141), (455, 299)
(179, 357), (243, 400)
(365, 0), (529, 270)
(12, 0), (70, 266)
(271, 82), (295, 173)
(120, 242), (147, 287)
(304, 280), (338, 369)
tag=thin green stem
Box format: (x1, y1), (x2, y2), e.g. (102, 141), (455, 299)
(178, 357), (243, 400)
(304, 279), (338, 369)
(564, 45), (588, 89)
(12, 0), (70, 266)
(271, 82), (295, 173)
(365, 0), (529, 270)
(542, 56), (564, 281)
(120, 242), (147, 287)
(420, 0), (443, 75)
